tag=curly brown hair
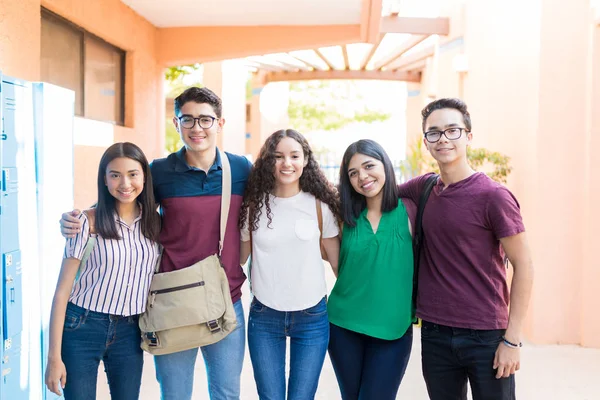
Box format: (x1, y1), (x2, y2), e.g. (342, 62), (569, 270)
(239, 129), (341, 232)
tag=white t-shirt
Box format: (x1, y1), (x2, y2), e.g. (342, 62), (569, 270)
(241, 191), (339, 311)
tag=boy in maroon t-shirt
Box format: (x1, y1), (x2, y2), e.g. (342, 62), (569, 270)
(398, 98), (534, 400)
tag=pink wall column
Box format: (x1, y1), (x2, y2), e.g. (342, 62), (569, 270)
(203, 61), (248, 156)
(581, 21), (600, 348)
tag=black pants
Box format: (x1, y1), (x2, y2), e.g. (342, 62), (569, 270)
(421, 320), (516, 400)
(328, 323), (413, 400)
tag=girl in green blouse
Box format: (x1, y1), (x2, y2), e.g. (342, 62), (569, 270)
(327, 139), (415, 400)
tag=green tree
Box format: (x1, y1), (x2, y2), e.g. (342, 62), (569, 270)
(287, 81), (391, 132)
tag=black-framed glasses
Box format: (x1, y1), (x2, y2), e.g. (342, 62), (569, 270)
(178, 115), (217, 129)
(424, 127), (468, 143)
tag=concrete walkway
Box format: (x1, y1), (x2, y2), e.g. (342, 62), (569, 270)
(97, 275), (600, 399)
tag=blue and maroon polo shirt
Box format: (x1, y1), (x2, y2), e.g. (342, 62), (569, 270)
(150, 147), (252, 303)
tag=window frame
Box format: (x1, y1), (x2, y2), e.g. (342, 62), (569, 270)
(41, 8), (126, 126)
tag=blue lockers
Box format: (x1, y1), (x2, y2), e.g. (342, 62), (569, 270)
(1, 74), (32, 400)
(0, 74), (74, 400)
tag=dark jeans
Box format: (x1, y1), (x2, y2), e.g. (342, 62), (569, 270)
(61, 302), (143, 400)
(328, 323), (413, 400)
(421, 320), (516, 400)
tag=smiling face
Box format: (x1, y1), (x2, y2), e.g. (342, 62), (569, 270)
(105, 157), (145, 205)
(173, 101), (224, 155)
(347, 153), (386, 200)
(423, 108), (472, 166)
(273, 136), (307, 192)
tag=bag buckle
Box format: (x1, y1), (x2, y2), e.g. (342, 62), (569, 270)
(207, 320), (221, 333)
(145, 332), (159, 347)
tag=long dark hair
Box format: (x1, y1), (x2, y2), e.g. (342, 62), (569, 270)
(96, 142), (160, 241)
(239, 129), (340, 231)
(339, 139), (398, 226)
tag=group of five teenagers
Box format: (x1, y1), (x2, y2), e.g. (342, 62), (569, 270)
(327, 139), (416, 399)
(238, 129), (340, 399)
(398, 98), (533, 400)
(46, 142), (162, 399)
(58, 86), (253, 400)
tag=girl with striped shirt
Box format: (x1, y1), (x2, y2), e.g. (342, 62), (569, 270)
(45, 142), (161, 399)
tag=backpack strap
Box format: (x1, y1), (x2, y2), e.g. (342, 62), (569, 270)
(77, 209), (98, 281)
(315, 199), (323, 240)
(411, 174), (439, 321)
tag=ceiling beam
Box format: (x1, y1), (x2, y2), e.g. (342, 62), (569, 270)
(360, 34), (384, 70)
(341, 45), (350, 70)
(360, 0), (384, 43)
(264, 69), (421, 83)
(314, 49), (337, 70)
(380, 16), (450, 36)
(387, 45), (435, 71)
(373, 35), (428, 70)
(287, 54), (326, 71)
(274, 59), (311, 71)
(245, 60), (287, 72)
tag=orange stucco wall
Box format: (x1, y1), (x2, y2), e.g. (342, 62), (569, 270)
(0, 0), (164, 209)
(413, 0), (600, 347)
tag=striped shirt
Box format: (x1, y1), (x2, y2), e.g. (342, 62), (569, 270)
(63, 211), (161, 316)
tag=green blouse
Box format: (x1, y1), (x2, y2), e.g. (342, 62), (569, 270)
(327, 202), (414, 340)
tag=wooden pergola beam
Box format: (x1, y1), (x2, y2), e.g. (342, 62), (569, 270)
(275, 60), (311, 71)
(387, 45), (435, 71)
(264, 69), (421, 83)
(245, 60), (286, 72)
(341, 45), (350, 70)
(287, 54), (325, 71)
(373, 35), (428, 70)
(360, 34), (385, 70)
(314, 48), (337, 70)
(380, 16), (450, 36)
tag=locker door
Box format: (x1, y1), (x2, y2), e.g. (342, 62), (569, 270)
(1, 76), (35, 400)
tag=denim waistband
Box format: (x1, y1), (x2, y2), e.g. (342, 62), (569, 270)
(67, 301), (140, 321)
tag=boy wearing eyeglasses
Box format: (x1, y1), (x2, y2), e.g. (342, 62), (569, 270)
(398, 98), (534, 400)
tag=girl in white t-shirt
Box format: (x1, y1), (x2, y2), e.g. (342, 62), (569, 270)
(239, 129), (340, 399)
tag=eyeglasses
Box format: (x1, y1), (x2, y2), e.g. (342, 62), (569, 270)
(424, 127), (468, 143)
(178, 115), (217, 129)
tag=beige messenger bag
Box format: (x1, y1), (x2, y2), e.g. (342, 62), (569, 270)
(138, 149), (237, 355)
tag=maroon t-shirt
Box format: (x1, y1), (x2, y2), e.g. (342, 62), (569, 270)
(398, 172), (525, 330)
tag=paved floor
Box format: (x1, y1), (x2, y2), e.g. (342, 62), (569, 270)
(97, 271), (600, 399)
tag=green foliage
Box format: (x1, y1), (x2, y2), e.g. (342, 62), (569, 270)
(287, 81), (391, 132)
(165, 64), (202, 83)
(401, 138), (513, 184)
(164, 64), (202, 154)
(165, 120), (183, 155)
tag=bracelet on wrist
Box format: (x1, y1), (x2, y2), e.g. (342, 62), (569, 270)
(502, 336), (522, 349)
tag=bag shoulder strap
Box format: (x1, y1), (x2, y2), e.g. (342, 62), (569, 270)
(411, 174), (439, 318)
(315, 199), (323, 241)
(219, 149), (232, 257)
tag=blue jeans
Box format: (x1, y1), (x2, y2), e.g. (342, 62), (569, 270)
(421, 320), (516, 400)
(328, 323), (413, 400)
(61, 302), (143, 400)
(154, 299), (246, 400)
(247, 296), (329, 400)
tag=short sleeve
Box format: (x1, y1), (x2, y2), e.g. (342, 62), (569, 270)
(63, 213), (91, 260)
(397, 173), (436, 204)
(486, 186), (525, 239)
(240, 208), (250, 242)
(321, 202), (339, 239)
